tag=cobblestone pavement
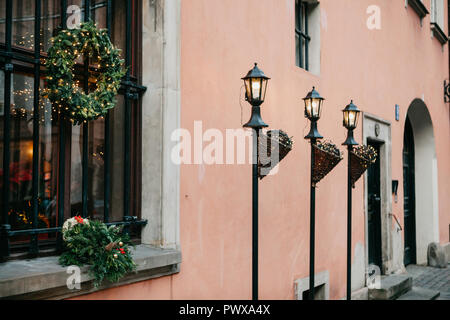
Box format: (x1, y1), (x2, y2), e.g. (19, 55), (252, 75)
(406, 264), (450, 300)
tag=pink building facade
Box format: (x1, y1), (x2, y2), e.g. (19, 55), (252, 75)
(1, 0), (449, 300)
(77, 0), (450, 300)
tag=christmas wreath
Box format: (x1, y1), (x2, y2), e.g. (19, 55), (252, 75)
(59, 216), (136, 288)
(44, 21), (126, 125)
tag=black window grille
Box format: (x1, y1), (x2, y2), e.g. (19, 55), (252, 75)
(295, 0), (310, 70)
(0, 0), (147, 261)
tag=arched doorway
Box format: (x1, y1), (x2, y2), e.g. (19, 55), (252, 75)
(403, 116), (416, 265)
(403, 99), (440, 265)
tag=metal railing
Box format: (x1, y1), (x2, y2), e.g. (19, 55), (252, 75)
(389, 213), (403, 231)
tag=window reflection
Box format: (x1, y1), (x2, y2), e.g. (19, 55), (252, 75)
(112, 0), (126, 69)
(38, 84), (58, 236)
(0, 1), (5, 44)
(70, 96), (125, 222)
(0, 70), (4, 227)
(110, 95), (124, 222)
(92, 0), (107, 29)
(9, 73), (34, 235)
(0, 0), (61, 52)
(70, 122), (82, 216)
(41, 0), (61, 52)
(12, 0), (35, 50)
(0, 72), (59, 244)
(0, 73), (32, 238)
(89, 115), (106, 221)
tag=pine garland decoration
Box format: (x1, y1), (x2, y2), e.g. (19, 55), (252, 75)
(312, 141), (343, 185)
(59, 217), (136, 288)
(350, 145), (378, 187)
(44, 21), (126, 125)
(352, 145), (377, 164)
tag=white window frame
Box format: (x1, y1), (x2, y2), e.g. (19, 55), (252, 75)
(431, 0), (445, 30)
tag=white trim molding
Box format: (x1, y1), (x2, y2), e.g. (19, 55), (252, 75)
(363, 113), (405, 276)
(141, 0), (181, 250)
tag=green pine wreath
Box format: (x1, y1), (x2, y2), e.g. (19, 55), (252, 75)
(44, 21), (126, 125)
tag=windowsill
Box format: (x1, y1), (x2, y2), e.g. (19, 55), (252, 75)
(431, 23), (449, 45)
(0, 245), (181, 299)
(294, 65), (320, 78)
(407, 0), (429, 19)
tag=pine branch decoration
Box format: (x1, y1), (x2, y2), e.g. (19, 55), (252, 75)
(59, 217), (136, 288)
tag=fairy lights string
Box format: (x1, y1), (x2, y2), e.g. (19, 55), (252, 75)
(44, 21), (125, 125)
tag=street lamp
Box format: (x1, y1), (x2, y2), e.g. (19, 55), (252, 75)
(243, 63), (270, 128)
(342, 100), (361, 301)
(342, 100), (360, 145)
(242, 63), (270, 300)
(303, 86), (324, 300)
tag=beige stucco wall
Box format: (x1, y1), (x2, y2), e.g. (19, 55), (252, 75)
(74, 0), (450, 300)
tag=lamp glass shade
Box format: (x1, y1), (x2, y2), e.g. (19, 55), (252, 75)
(303, 87), (324, 120)
(343, 109), (360, 129)
(244, 79), (252, 101)
(304, 97), (322, 120)
(244, 77), (268, 104)
(242, 63), (270, 106)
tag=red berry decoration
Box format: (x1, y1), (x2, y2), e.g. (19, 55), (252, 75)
(74, 216), (84, 224)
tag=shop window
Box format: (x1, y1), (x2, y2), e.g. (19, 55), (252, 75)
(0, 0), (146, 260)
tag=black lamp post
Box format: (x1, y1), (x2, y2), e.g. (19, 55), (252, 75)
(303, 87), (324, 300)
(342, 100), (361, 301)
(242, 63), (270, 300)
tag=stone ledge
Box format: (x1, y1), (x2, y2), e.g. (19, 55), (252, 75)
(431, 23), (449, 45)
(368, 275), (412, 300)
(0, 245), (181, 300)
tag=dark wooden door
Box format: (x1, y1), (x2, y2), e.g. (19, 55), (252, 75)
(367, 142), (382, 268)
(403, 117), (416, 266)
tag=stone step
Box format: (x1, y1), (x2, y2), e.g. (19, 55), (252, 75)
(396, 287), (440, 300)
(368, 274), (413, 300)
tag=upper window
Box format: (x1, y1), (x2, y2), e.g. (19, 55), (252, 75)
(295, 0), (320, 75)
(430, 0), (448, 44)
(295, 0), (310, 70)
(0, 0), (146, 261)
(431, 0), (445, 28)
